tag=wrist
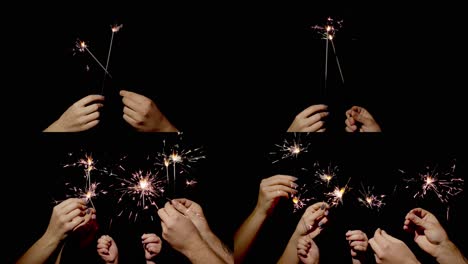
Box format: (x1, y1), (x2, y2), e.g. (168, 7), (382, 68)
(155, 116), (178, 132)
(39, 232), (62, 251)
(181, 236), (209, 260)
(435, 240), (465, 263)
(44, 120), (64, 132)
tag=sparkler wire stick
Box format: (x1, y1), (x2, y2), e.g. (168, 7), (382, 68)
(330, 39), (344, 84)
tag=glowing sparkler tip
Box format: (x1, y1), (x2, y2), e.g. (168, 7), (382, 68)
(139, 178), (149, 189)
(111, 24), (123, 32)
(292, 196), (299, 204)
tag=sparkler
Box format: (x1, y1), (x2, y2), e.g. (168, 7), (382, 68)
(291, 183), (315, 213)
(325, 177), (351, 207)
(311, 17), (344, 93)
(116, 170), (165, 222)
(74, 39), (112, 78)
(65, 182), (107, 210)
(314, 162), (338, 187)
(357, 183), (386, 211)
(401, 161), (463, 220)
(101, 24), (123, 94)
(270, 135), (310, 164)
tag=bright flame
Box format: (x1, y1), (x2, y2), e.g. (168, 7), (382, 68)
(139, 178), (149, 189)
(292, 196), (299, 204)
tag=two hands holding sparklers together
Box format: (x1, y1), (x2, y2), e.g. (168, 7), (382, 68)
(288, 105), (381, 132)
(44, 90), (178, 132)
(234, 175), (467, 264)
(16, 198), (233, 264)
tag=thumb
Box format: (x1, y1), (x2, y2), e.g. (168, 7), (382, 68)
(407, 213), (426, 228)
(351, 111), (371, 125)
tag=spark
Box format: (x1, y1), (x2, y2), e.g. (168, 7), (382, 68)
(314, 162), (338, 187)
(101, 24), (123, 94)
(270, 134), (310, 164)
(325, 178), (351, 207)
(116, 170), (165, 222)
(291, 183), (314, 213)
(357, 184), (386, 211)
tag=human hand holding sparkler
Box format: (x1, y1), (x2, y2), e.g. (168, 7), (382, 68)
(287, 104), (329, 132)
(157, 201), (226, 264)
(172, 199), (233, 264)
(296, 235), (319, 264)
(235, 175), (298, 263)
(142, 233), (162, 264)
(345, 106), (381, 132)
(120, 90), (178, 132)
(278, 202), (329, 264)
(368, 228), (420, 264)
(16, 198), (94, 264)
(403, 208), (467, 264)
(97, 235), (119, 264)
(346, 230), (368, 264)
(44, 95), (104, 132)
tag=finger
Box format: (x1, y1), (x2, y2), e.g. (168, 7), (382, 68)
(350, 241), (367, 247)
(75, 95), (105, 107)
(297, 248), (308, 257)
(303, 120), (325, 132)
(304, 112), (329, 127)
(298, 104), (328, 119)
(372, 228), (386, 246)
(173, 198), (191, 207)
(345, 117), (355, 127)
(69, 216), (86, 230)
(123, 106), (142, 122)
(61, 200), (87, 215)
(352, 245), (367, 252)
(142, 235), (160, 244)
(351, 106), (363, 113)
(368, 238), (383, 258)
(346, 230), (364, 236)
(350, 250), (357, 257)
(81, 103), (103, 116)
(64, 207), (87, 222)
(307, 202), (329, 212)
(264, 185), (298, 195)
(97, 248), (109, 255)
(317, 128), (326, 132)
(262, 175), (298, 186)
(123, 114), (139, 127)
(164, 202), (180, 216)
(122, 96), (143, 113)
(81, 120), (100, 131)
(408, 208), (428, 218)
(352, 111), (372, 125)
(171, 199), (190, 215)
(157, 208), (169, 222)
(97, 243), (110, 249)
(346, 233), (367, 241)
(345, 126), (357, 132)
(80, 111), (100, 125)
(120, 90), (144, 103)
(56, 198), (86, 211)
(380, 229), (400, 243)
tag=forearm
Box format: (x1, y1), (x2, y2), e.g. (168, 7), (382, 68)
(277, 232), (300, 264)
(202, 231), (233, 264)
(234, 208), (267, 263)
(16, 234), (61, 264)
(435, 240), (468, 264)
(183, 240), (227, 264)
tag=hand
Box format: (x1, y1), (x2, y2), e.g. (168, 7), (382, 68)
(97, 235), (119, 264)
(255, 175), (298, 216)
(345, 106), (381, 132)
(42, 198), (88, 245)
(346, 230), (368, 261)
(44, 95), (104, 132)
(403, 208), (449, 257)
(157, 201), (203, 255)
(287, 104), (329, 132)
(172, 199), (210, 234)
(142, 233), (162, 262)
(295, 202), (329, 238)
(368, 228), (420, 264)
(297, 235), (319, 264)
(120, 90), (177, 132)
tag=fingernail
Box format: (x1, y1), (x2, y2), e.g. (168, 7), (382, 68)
(324, 210), (329, 216)
(291, 182), (298, 188)
(86, 208), (90, 214)
(292, 177), (298, 181)
(320, 203), (325, 210)
(91, 214), (96, 219)
(318, 222), (323, 227)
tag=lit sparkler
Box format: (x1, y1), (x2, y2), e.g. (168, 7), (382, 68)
(357, 183), (386, 211)
(74, 39), (112, 77)
(101, 24), (123, 94)
(325, 178), (351, 207)
(116, 170), (165, 222)
(401, 161), (463, 220)
(270, 135), (310, 164)
(291, 183), (315, 213)
(314, 162), (338, 187)
(311, 17), (345, 92)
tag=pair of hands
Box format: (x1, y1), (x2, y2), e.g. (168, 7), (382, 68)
(97, 233), (162, 264)
(369, 208), (460, 264)
(44, 90), (177, 132)
(287, 104), (381, 132)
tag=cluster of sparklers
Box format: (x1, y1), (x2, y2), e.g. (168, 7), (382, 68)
(60, 140), (205, 222)
(73, 24), (123, 93)
(270, 136), (463, 218)
(311, 17), (345, 92)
